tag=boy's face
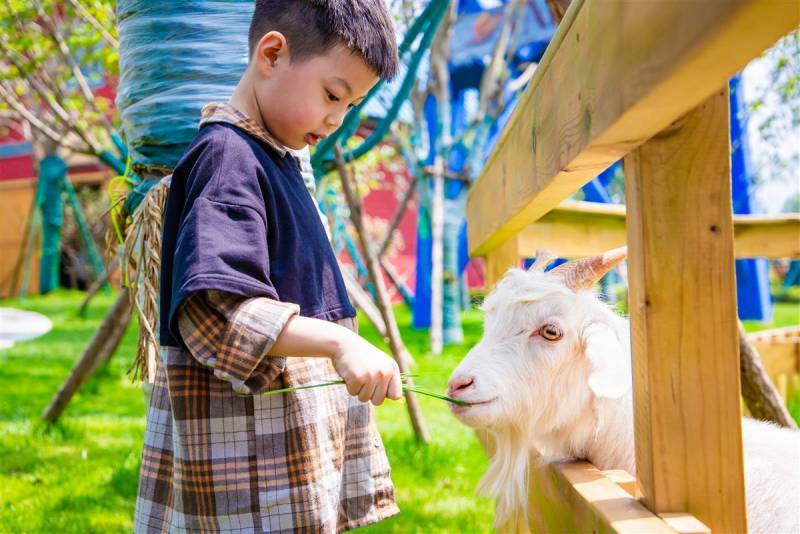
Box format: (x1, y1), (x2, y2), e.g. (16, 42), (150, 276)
(252, 33), (379, 150)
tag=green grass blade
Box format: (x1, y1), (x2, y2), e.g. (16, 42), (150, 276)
(258, 378), (472, 407)
(402, 385), (471, 407)
(259, 380), (345, 397)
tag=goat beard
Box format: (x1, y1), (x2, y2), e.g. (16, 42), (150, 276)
(478, 426), (535, 530)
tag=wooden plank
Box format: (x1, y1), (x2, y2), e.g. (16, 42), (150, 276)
(747, 325), (800, 344)
(517, 201), (800, 259)
(624, 90), (747, 532)
(734, 213), (800, 258)
(484, 235), (520, 292)
(467, 0), (799, 256)
(660, 513), (711, 534)
(753, 342), (800, 379)
(476, 432), (687, 533)
(746, 326), (800, 403)
(518, 201), (627, 258)
(601, 469), (638, 498)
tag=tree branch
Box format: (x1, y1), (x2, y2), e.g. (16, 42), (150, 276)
(0, 81), (87, 153)
(66, 0), (118, 49)
(35, 2), (115, 134)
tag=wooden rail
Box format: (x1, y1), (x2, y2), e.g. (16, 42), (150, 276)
(468, 0), (799, 257)
(748, 326), (800, 402)
(476, 431), (706, 533)
(469, 0), (799, 531)
(515, 201), (800, 259)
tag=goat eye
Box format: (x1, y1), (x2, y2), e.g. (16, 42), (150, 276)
(539, 324), (562, 341)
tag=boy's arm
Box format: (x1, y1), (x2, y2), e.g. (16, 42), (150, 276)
(177, 290), (298, 394)
(177, 291), (401, 404)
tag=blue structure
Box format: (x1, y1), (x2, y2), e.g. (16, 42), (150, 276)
(412, 0), (556, 332)
(729, 74), (772, 321)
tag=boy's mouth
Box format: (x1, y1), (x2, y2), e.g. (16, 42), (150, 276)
(305, 133), (325, 146)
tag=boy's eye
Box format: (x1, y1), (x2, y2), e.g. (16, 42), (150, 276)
(326, 90), (340, 102)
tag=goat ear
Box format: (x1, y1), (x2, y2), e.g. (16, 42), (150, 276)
(582, 322), (630, 399)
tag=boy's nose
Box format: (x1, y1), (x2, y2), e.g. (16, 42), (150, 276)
(327, 111), (346, 129)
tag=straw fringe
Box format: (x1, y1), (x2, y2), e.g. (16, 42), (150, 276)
(122, 177), (171, 382)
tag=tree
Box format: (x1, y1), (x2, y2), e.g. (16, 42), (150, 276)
(0, 0), (124, 294)
(0, 0), (122, 167)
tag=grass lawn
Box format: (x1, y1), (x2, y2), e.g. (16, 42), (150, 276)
(1, 289), (797, 532)
(0, 290), (493, 533)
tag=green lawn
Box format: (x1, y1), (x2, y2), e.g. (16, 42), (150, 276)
(0, 290), (493, 533)
(1, 290), (797, 533)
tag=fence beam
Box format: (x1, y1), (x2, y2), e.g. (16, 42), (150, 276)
(467, 0), (799, 257)
(624, 90), (747, 532)
(516, 201), (800, 259)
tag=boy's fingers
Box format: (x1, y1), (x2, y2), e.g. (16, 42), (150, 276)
(357, 382), (375, 403)
(346, 377), (362, 397)
(371, 377), (390, 406)
(387, 372), (402, 401)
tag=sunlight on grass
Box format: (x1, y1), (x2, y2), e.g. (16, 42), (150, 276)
(0, 290), (493, 533)
(1, 289), (796, 532)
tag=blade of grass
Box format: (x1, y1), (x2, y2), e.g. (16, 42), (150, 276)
(257, 377), (472, 407)
(403, 385), (471, 407)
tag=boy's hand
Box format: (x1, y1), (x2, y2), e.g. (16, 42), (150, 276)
(331, 333), (402, 405)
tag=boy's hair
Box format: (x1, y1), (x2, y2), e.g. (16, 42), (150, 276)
(248, 0), (399, 80)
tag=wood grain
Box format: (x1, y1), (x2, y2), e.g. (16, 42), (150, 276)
(624, 90), (747, 532)
(467, 0), (799, 256)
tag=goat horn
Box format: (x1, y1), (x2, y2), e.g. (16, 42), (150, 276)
(549, 246), (627, 291)
(527, 249), (556, 272)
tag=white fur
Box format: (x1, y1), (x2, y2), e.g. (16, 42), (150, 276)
(449, 268), (800, 533)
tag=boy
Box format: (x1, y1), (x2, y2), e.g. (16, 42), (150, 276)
(134, 1), (403, 532)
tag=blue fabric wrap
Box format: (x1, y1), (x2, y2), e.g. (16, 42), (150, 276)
(116, 0), (253, 170)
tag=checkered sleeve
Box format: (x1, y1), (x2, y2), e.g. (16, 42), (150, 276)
(177, 290), (300, 394)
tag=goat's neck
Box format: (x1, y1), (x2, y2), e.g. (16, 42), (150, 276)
(530, 391), (635, 474)
(580, 393), (635, 474)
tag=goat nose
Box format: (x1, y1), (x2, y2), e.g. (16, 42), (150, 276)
(448, 376), (475, 396)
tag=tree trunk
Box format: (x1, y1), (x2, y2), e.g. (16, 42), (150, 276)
(335, 148), (430, 443)
(42, 288), (132, 423)
(738, 322), (797, 429)
(545, 0), (571, 23)
(78, 256), (119, 316)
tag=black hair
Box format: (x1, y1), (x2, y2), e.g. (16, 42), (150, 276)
(248, 0), (399, 80)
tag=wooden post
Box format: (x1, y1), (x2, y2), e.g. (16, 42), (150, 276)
(335, 148), (430, 443)
(484, 235), (521, 292)
(624, 89), (747, 532)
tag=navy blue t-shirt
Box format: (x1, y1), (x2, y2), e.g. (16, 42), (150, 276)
(159, 123), (356, 348)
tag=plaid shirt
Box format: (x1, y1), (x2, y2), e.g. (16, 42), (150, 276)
(134, 104), (398, 533)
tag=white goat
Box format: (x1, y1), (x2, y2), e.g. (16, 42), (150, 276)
(448, 248), (800, 533)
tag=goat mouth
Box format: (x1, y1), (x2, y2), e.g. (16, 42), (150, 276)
(450, 397), (496, 414)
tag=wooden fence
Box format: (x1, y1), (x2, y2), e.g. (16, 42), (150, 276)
(466, 0), (799, 531)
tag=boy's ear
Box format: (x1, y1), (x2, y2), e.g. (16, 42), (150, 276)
(254, 31), (288, 75)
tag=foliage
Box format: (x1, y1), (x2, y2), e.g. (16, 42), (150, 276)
(0, 0), (120, 157)
(746, 29), (800, 185)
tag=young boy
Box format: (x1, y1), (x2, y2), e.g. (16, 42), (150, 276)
(134, 1), (404, 531)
